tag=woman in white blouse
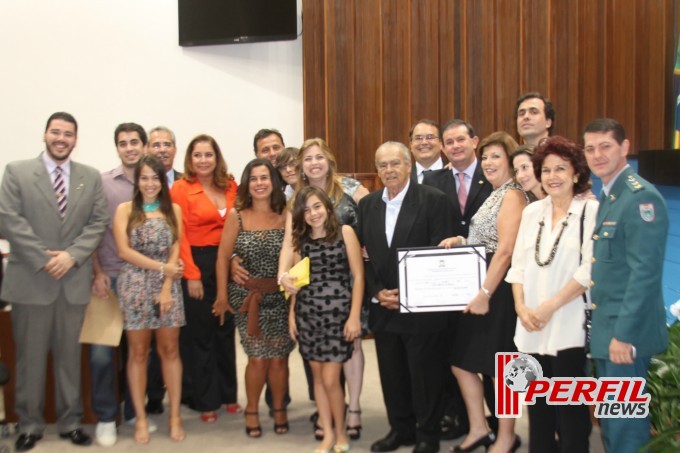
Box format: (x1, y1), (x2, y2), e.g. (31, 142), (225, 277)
(506, 136), (597, 453)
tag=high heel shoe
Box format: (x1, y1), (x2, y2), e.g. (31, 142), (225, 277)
(244, 411), (262, 438)
(271, 408), (289, 434)
(314, 423), (324, 441)
(334, 443), (351, 453)
(134, 418), (150, 445)
(169, 417), (185, 442)
(487, 435), (521, 453)
(200, 411), (218, 423)
(346, 409), (362, 440)
(450, 432), (495, 452)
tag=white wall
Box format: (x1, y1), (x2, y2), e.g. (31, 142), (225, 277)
(0, 0), (304, 180)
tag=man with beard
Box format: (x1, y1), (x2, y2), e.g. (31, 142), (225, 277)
(0, 112), (108, 451)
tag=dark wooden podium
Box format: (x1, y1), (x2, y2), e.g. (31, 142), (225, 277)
(0, 310), (98, 424)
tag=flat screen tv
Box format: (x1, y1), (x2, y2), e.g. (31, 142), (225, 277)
(178, 0), (297, 46)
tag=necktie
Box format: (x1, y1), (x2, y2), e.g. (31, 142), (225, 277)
(457, 172), (467, 214)
(54, 166), (67, 218)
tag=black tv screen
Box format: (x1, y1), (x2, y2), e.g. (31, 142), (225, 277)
(178, 0), (297, 46)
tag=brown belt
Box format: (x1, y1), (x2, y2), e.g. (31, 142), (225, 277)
(238, 277), (279, 337)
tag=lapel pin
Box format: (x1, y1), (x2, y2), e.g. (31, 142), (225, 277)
(478, 180), (484, 184)
(76, 183), (84, 190)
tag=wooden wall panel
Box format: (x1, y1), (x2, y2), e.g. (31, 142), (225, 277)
(521, 0), (550, 95)
(302, 0), (327, 140)
(325, 1), (356, 170)
(577, 0), (606, 130)
(495, 0), (521, 135)
(606, 0), (637, 143)
(381, 0), (412, 144)
(302, 0), (678, 173)
(354, 0), (382, 171)
(410, 0), (441, 122)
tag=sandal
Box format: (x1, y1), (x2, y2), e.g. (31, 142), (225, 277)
(200, 411), (218, 423)
(134, 418), (150, 444)
(314, 423), (324, 441)
(169, 417), (185, 442)
(272, 408), (289, 435)
(346, 409), (362, 440)
(225, 403), (243, 414)
(244, 411), (262, 438)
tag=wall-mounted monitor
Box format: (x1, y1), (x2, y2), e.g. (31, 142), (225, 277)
(178, 0), (297, 46)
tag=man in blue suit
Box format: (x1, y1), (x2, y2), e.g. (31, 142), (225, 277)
(584, 118), (669, 453)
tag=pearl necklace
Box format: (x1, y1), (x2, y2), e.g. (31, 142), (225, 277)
(534, 213), (571, 267)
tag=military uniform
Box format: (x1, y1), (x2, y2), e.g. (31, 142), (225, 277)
(590, 165), (669, 453)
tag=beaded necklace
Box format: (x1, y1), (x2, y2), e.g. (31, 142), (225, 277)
(534, 213), (571, 267)
(142, 200), (160, 212)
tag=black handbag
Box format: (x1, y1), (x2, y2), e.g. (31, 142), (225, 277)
(579, 204), (592, 356)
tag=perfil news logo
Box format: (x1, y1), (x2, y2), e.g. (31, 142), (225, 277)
(495, 353), (650, 419)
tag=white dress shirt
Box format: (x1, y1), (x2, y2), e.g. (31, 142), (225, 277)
(506, 196), (599, 356)
(415, 158), (444, 184)
(381, 179), (410, 247)
(42, 151), (71, 197)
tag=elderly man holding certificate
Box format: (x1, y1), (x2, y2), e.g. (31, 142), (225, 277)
(356, 141), (453, 453)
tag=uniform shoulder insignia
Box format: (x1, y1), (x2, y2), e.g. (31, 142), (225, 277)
(639, 203), (656, 222)
(625, 174), (644, 192)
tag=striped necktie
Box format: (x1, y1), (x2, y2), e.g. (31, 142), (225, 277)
(53, 166), (67, 218)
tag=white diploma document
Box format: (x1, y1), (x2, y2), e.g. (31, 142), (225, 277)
(397, 245), (487, 313)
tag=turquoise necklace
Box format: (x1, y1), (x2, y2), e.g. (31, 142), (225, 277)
(142, 200), (160, 212)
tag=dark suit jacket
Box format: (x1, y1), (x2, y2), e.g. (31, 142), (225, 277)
(0, 156), (109, 305)
(356, 182), (453, 334)
(423, 163), (492, 237)
(169, 169), (183, 187)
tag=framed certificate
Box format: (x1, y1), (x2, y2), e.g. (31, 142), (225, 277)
(397, 245), (487, 313)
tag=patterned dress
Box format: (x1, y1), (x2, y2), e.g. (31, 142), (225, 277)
(229, 213), (295, 359)
(118, 218), (185, 330)
(295, 236), (353, 363)
(451, 180), (528, 376)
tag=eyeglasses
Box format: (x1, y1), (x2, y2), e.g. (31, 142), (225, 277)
(150, 141), (174, 150)
(412, 134), (439, 143)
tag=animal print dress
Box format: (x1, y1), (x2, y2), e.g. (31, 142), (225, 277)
(228, 212), (295, 359)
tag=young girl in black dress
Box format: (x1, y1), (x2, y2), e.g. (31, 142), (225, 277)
(288, 186), (364, 453)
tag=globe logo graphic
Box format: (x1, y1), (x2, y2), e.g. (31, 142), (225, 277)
(503, 354), (543, 393)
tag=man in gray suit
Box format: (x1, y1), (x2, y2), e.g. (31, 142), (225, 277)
(0, 112), (109, 451)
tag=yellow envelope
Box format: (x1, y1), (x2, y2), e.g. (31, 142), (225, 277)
(79, 289), (123, 346)
(281, 257), (310, 299)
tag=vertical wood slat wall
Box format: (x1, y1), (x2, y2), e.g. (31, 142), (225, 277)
(302, 0), (677, 173)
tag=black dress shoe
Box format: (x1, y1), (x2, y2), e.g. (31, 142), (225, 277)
(15, 433), (42, 452)
(413, 441), (440, 453)
(146, 399), (165, 414)
(451, 432), (495, 452)
(59, 428), (93, 446)
(440, 415), (469, 440)
(370, 431), (416, 452)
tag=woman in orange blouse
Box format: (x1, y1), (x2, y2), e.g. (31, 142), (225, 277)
(170, 134), (240, 423)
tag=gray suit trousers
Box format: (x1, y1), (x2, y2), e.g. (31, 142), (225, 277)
(11, 290), (86, 434)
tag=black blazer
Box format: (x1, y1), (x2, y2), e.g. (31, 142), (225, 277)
(422, 163), (492, 237)
(356, 183), (453, 334)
